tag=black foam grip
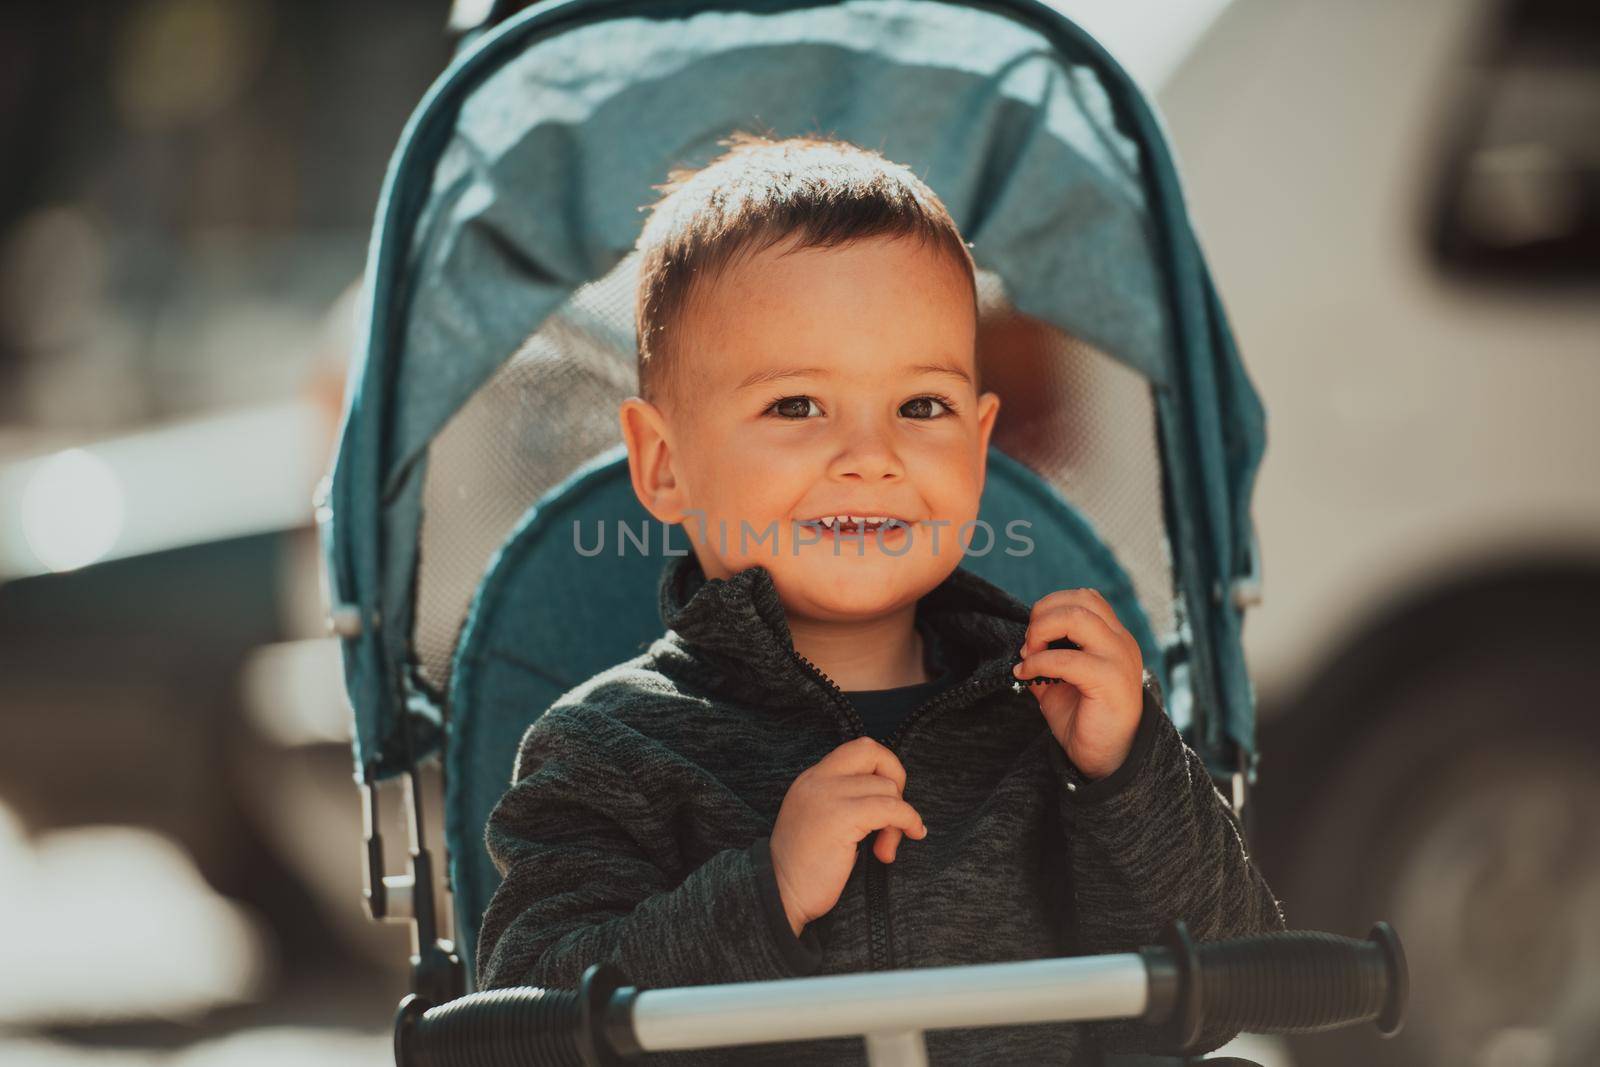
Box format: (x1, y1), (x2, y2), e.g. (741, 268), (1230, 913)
(397, 987), (584, 1067)
(1194, 929), (1396, 1035)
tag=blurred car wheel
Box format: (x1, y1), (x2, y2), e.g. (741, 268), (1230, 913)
(1283, 640), (1600, 1067)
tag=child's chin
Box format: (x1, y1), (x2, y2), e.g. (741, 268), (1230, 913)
(782, 553), (938, 611)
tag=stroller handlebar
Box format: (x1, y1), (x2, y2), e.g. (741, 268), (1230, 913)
(393, 921), (1407, 1066)
(1143, 921), (1408, 1050)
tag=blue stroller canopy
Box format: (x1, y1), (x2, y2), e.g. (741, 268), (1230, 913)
(325, 0), (1266, 822)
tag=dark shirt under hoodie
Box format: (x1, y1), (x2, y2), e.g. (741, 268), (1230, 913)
(845, 617), (956, 742)
(477, 552), (1287, 1064)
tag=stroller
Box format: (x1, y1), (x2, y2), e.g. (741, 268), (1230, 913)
(317, 1), (1407, 1063)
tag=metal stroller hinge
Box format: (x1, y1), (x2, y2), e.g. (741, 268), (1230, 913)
(314, 473), (366, 637)
(361, 778), (416, 923)
(1231, 523), (1263, 612)
(360, 767), (465, 1003)
(327, 603), (365, 639)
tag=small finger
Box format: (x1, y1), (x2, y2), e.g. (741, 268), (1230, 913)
(840, 774), (903, 799)
(1080, 587), (1123, 627)
(841, 737), (908, 795)
(1022, 604), (1120, 657)
(1027, 590), (1126, 641)
(1012, 647), (1111, 687)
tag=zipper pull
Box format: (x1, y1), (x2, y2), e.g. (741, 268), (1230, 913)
(1011, 636), (1082, 689)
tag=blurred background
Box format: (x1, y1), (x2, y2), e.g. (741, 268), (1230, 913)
(1, 1), (1595, 1065)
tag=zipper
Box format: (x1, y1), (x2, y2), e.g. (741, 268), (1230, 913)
(784, 645), (900, 973)
(787, 645), (870, 736)
(784, 642), (1064, 973)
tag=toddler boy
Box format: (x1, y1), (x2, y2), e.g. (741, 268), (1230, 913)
(476, 132), (1286, 1064)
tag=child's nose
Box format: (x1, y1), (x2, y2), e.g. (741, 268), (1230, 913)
(827, 424), (904, 481)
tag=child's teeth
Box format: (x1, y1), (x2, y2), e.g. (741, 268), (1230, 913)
(809, 514), (901, 532)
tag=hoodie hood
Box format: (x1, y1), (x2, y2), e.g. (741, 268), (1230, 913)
(655, 551), (1033, 722)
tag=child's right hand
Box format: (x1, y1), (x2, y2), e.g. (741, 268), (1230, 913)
(768, 737), (929, 938)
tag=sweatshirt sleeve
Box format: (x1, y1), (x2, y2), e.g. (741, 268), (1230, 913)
(476, 706), (826, 993)
(1048, 679), (1288, 1057)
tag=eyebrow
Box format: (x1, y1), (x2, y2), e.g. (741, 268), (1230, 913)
(735, 362), (972, 391)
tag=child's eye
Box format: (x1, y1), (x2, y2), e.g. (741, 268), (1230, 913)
(765, 395), (822, 419)
(901, 394), (958, 419)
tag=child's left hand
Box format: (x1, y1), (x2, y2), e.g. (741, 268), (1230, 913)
(1012, 588), (1144, 781)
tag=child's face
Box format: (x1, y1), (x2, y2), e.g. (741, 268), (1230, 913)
(621, 233), (1000, 623)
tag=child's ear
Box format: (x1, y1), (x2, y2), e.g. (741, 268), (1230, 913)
(619, 396), (690, 523)
(974, 390), (1001, 491)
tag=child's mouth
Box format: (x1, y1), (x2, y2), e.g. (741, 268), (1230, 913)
(798, 517), (912, 537)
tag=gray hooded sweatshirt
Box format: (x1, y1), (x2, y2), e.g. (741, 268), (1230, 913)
(477, 552), (1286, 1064)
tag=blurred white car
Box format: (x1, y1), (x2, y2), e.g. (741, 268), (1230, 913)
(1158, 1), (1600, 1065)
